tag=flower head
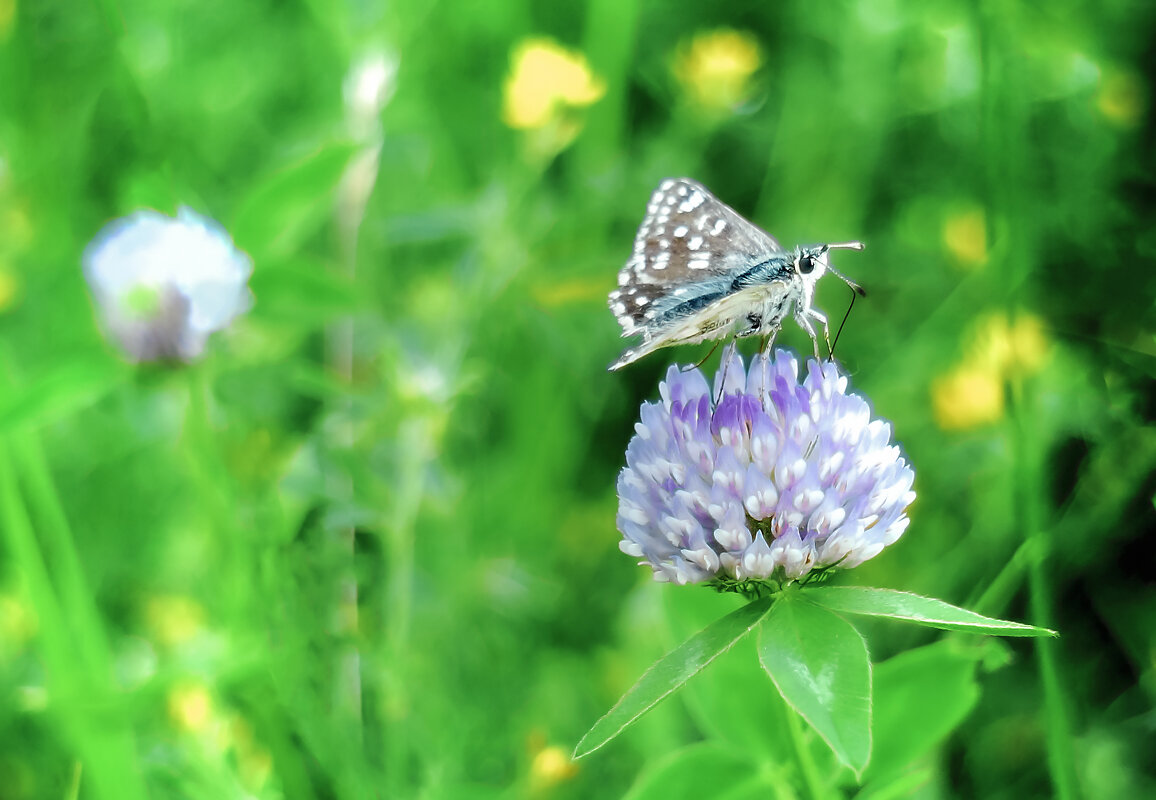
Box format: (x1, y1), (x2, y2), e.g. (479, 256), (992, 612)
(617, 348), (915, 587)
(672, 29), (762, 113)
(502, 38), (605, 131)
(84, 208), (253, 362)
(931, 311), (1050, 430)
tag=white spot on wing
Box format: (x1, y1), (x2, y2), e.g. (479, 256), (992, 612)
(680, 192), (705, 212)
(674, 225), (688, 237)
(711, 218), (726, 235)
(687, 235), (703, 251)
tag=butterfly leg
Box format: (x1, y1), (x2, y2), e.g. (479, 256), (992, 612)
(759, 325), (781, 358)
(713, 341), (741, 404)
(793, 309), (825, 360)
(809, 308), (833, 359)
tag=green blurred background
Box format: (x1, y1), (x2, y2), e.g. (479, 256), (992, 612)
(1, 0), (1154, 797)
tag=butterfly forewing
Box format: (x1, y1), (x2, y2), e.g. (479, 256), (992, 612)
(609, 178), (783, 337)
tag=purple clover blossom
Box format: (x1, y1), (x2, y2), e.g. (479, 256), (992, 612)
(617, 347), (915, 587)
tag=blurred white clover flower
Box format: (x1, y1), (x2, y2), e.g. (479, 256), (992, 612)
(617, 348), (915, 587)
(83, 207), (253, 362)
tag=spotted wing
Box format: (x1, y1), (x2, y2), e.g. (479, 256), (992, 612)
(608, 178), (784, 337)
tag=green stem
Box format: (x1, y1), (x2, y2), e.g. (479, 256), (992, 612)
(975, 0), (1081, 792)
(13, 432), (111, 673)
(969, 536), (1035, 618)
(0, 438), (147, 800)
(1011, 378), (1080, 800)
(576, 0), (641, 178)
(785, 701), (826, 800)
(182, 365), (245, 615)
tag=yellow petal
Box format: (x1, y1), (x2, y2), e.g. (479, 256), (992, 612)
(673, 29), (762, 112)
(503, 38), (605, 130)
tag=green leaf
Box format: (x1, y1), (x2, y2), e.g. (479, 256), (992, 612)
(758, 592), (872, 776)
(622, 742), (769, 800)
(864, 642), (981, 785)
(573, 595), (773, 759)
(0, 359), (125, 434)
(232, 144), (358, 259)
(805, 587), (1057, 637)
(662, 589), (793, 758)
(249, 257), (365, 326)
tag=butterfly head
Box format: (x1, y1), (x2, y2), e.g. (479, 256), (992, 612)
(796, 241), (867, 297)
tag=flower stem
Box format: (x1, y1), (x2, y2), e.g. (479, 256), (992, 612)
(969, 536), (1035, 618)
(1011, 377), (1081, 800)
(0, 436), (148, 800)
(784, 702), (826, 800)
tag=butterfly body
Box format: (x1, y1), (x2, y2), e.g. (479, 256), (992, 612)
(608, 178), (864, 371)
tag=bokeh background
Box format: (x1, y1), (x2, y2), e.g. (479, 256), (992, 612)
(1, 0), (1154, 798)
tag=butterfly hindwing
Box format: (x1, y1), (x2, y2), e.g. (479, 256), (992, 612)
(608, 179), (784, 337)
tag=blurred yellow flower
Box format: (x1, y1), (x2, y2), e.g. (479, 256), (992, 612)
(529, 745), (578, 790)
(168, 681), (214, 732)
(972, 312), (1050, 376)
(1097, 69), (1145, 127)
(229, 715), (274, 790)
(502, 38), (605, 131)
(932, 312), (1050, 430)
(0, 0), (15, 41)
(0, 594), (37, 646)
(145, 594), (205, 647)
(0, 266), (19, 313)
(673, 29), (762, 112)
(531, 276), (606, 307)
(943, 207), (988, 267)
(932, 363), (1004, 430)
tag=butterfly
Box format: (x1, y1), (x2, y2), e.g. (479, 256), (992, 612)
(608, 178), (865, 371)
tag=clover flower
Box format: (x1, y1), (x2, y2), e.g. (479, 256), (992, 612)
(617, 348), (915, 587)
(84, 208), (253, 362)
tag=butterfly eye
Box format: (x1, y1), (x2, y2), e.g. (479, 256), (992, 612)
(797, 255), (815, 275)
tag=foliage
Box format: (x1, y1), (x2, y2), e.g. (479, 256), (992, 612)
(0, 0), (1153, 798)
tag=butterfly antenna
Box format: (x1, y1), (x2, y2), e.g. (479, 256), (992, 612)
(828, 285), (859, 361)
(820, 242), (868, 298)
